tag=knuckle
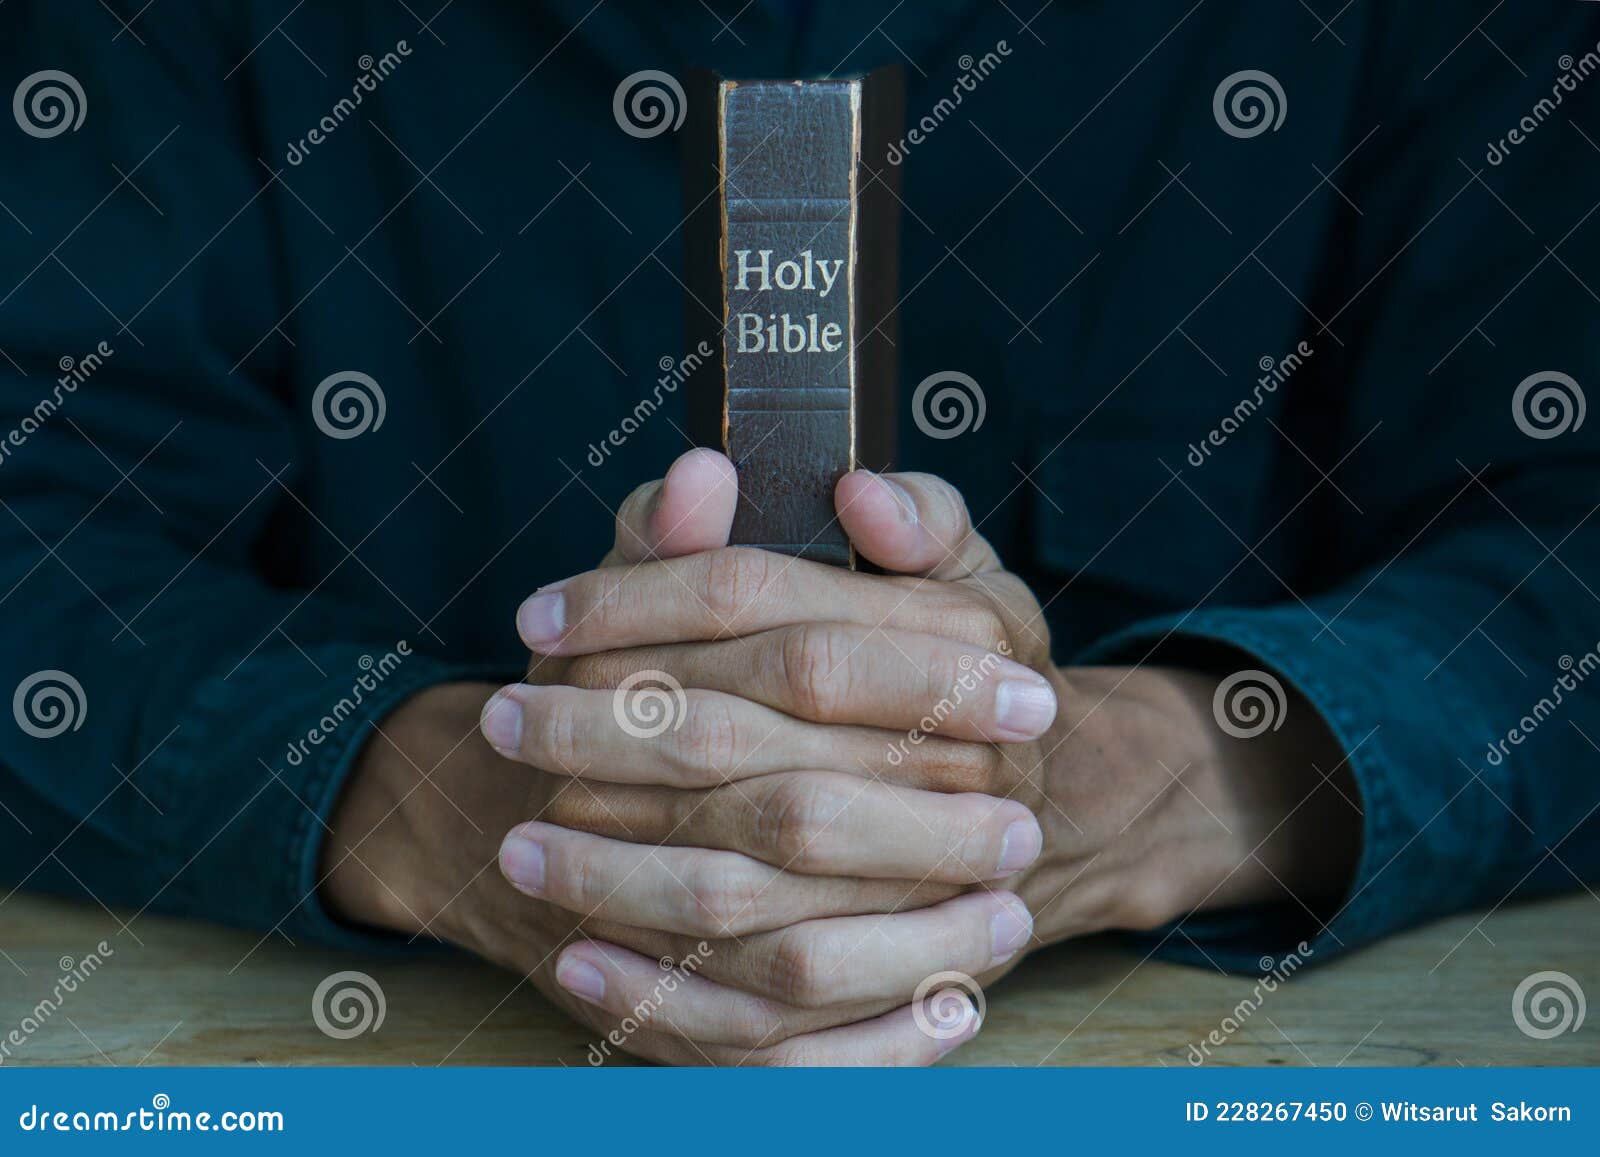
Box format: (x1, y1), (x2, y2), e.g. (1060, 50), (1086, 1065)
(918, 650), (970, 729)
(960, 604), (1010, 655)
(579, 571), (640, 637)
(529, 693), (584, 771)
(767, 926), (829, 1008)
(756, 777), (841, 867)
(928, 480), (972, 539)
(779, 624), (852, 719)
(562, 844), (601, 911)
(701, 547), (780, 626)
(665, 694), (741, 782)
(1119, 870), (1181, 932)
(909, 595), (1005, 654)
(722, 1001), (789, 1051)
(686, 859), (762, 936)
(614, 482), (659, 551)
(949, 801), (1006, 880)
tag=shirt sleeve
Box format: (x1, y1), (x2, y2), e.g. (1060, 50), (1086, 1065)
(0, 5), (507, 950)
(1078, 5), (1600, 971)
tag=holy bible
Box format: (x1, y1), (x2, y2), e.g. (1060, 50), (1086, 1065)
(685, 69), (903, 567)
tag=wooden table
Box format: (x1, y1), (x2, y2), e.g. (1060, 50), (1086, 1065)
(3, 890), (1595, 1066)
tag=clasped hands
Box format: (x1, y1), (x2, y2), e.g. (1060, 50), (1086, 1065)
(324, 449), (1356, 1065)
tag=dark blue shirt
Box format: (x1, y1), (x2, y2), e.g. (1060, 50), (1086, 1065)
(1, 0), (1596, 971)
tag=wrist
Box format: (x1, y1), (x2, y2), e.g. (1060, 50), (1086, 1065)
(1024, 664), (1358, 943)
(319, 680), (521, 937)
(1151, 664), (1359, 915)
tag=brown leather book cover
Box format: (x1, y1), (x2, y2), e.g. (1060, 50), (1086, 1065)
(684, 69), (903, 567)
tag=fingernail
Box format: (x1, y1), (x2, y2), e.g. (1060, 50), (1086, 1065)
(934, 996), (982, 1057)
(993, 670), (1057, 740)
(500, 832), (546, 896)
(517, 590), (566, 648)
(995, 816), (1043, 875)
(989, 897), (1033, 965)
(556, 955), (606, 1005)
(480, 690), (524, 754)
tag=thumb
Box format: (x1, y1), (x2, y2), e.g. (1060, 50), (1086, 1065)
(602, 448), (738, 566)
(834, 470), (1001, 580)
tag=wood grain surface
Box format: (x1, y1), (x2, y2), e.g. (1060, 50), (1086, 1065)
(2, 890), (1595, 1067)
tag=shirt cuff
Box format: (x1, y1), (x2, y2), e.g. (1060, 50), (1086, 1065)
(142, 641), (515, 954)
(1074, 605), (1493, 973)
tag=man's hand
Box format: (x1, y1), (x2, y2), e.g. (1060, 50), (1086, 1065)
(319, 679), (994, 1064)
(491, 450), (1359, 996)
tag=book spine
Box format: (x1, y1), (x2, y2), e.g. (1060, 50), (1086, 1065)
(719, 79), (861, 567)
